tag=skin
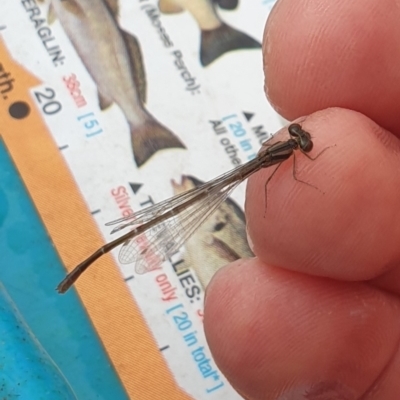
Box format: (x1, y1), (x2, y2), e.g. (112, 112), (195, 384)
(203, 0), (400, 399)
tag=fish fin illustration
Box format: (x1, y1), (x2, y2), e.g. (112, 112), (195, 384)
(121, 30), (147, 104)
(200, 23), (261, 66)
(158, 0), (184, 14)
(104, 0), (119, 18)
(171, 175), (194, 194)
(47, 3), (57, 24)
(211, 237), (240, 262)
(214, 0), (239, 10)
(98, 91), (113, 110)
(176, 259), (190, 273)
(60, 0), (84, 16)
(130, 118), (186, 167)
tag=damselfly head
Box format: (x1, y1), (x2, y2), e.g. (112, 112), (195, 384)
(288, 124), (313, 153)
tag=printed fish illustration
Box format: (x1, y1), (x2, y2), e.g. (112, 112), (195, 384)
(158, 0), (260, 66)
(171, 175), (253, 289)
(213, 0), (239, 11)
(47, 0), (186, 167)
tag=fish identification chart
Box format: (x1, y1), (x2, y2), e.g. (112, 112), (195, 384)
(0, 0), (281, 398)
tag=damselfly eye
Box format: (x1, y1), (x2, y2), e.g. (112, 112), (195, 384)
(302, 139), (313, 152)
(288, 123), (302, 137)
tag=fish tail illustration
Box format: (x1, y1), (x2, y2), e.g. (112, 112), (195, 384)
(200, 22), (261, 66)
(214, 0), (239, 10)
(158, 0), (184, 14)
(130, 117), (186, 167)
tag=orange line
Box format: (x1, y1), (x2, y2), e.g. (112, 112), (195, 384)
(0, 40), (191, 400)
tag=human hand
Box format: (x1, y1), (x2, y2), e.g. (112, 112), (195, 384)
(204, 0), (400, 399)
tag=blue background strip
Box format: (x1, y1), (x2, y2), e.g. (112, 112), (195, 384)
(0, 137), (129, 400)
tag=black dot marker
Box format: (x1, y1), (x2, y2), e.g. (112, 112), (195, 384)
(9, 101), (30, 119)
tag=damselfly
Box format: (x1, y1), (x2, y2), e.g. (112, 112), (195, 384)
(57, 123), (318, 293)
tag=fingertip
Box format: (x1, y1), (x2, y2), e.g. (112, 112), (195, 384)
(245, 108), (400, 280)
(204, 256), (400, 400)
(262, 0), (400, 135)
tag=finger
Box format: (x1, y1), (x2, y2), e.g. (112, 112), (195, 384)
(204, 258), (400, 400)
(245, 107), (400, 283)
(263, 0), (400, 136)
